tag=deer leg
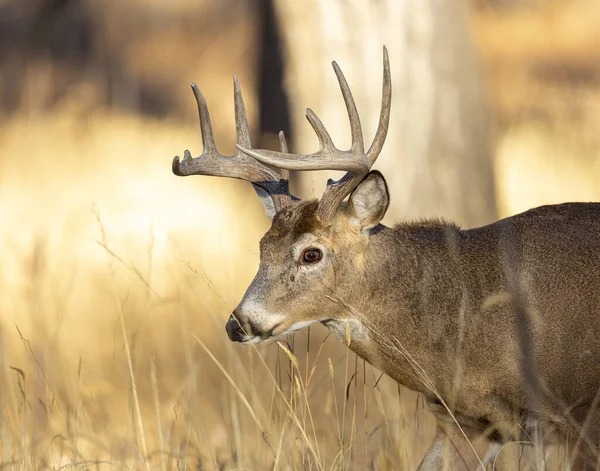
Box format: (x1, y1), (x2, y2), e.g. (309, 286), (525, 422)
(416, 425), (488, 471)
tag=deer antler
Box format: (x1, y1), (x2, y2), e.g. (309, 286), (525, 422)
(172, 75), (294, 216)
(237, 46), (391, 222)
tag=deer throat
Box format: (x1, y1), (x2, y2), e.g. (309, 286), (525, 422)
(322, 318), (369, 343)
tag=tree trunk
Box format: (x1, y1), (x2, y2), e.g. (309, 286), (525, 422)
(272, 0), (497, 227)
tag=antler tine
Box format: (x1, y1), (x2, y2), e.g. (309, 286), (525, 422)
(305, 108), (336, 153)
(332, 61), (364, 154)
(233, 74), (251, 148)
(278, 131), (290, 180)
(192, 83), (217, 152)
(366, 46), (391, 163)
(172, 83), (217, 176)
(172, 78), (295, 214)
(278, 131), (292, 207)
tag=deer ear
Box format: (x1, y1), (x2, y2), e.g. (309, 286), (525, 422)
(347, 171), (389, 233)
(252, 184), (277, 220)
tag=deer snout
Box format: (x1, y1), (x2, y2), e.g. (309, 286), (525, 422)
(225, 313), (247, 342)
(226, 299), (284, 343)
(226, 310), (262, 343)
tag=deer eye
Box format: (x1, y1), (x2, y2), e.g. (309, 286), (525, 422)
(301, 248), (322, 264)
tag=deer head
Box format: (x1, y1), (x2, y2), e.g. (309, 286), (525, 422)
(172, 47), (391, 344)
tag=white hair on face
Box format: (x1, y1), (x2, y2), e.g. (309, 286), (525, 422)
(238, 299), (285, 333)
(284, 320), (315, 334)
(324, 318), (369, 342)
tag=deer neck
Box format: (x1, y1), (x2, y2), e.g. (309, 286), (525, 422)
(326, 222), (465, 395)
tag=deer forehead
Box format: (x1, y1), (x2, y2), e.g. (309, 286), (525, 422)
(261, 201), (324, 248)
(269, 200), (322, 236)
(260, 203), (360, 258)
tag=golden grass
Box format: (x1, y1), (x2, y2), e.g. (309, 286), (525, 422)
(0, 107), (440, 469)
(1, 1), (600, 469)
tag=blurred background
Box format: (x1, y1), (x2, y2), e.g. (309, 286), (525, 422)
(0, 0), (599, 469)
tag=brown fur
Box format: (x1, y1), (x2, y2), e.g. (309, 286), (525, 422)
(265, 199), (321, 239)
(358, 202), (600, 466)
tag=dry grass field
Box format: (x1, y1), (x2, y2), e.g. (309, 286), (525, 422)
(1, 0), (600, 469)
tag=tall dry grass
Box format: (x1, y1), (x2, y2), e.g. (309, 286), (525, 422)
(1, 0), (600, 469)
(0, 103), (441, 469)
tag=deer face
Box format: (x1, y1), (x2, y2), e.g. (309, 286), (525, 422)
(172, 47), (391, 344)
(225, 171), (389, 343)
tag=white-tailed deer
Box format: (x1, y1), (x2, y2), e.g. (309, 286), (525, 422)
(172, 47), (600, 469)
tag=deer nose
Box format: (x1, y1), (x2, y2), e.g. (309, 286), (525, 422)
(226, 313), (246, 342)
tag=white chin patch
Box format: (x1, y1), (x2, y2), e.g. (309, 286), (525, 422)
(283, 320), (316, 335)
(324, 318), (368, 342)
(241, 320), (317, 344)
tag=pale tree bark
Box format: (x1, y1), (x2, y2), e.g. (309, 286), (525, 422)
(272, 0), (497, 227)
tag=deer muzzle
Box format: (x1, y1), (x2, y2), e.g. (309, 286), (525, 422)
(225, 313), (248, 342)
